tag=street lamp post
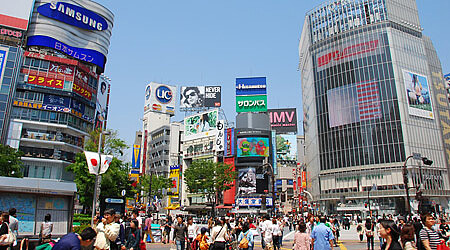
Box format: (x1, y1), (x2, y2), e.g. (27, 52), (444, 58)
(261, 162), (275, 216)
(91, 129), (111, 226)
(403, 153), (433, 216)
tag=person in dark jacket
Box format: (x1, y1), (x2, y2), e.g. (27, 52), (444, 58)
(125, 220), (141, 250)
(172, 216), (188, 250)
(379, 220), (402, 250)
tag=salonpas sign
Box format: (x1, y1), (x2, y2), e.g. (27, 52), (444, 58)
(236, 95), (267, 113)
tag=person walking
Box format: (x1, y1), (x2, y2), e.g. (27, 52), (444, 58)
(294, 222), (310, 250)
(39, 214), (53, 244)
(400, 223), (417, 250)
(419, 212), (442, 250)
(0, 212), (11, 250)
(357, 219), (365, 242)
(261, 216), (273, 250)
(311, 216), (335, 250)
(163, 218), (172, 244)
(52, 227), (97, 250)
(94, 209), (120, 250)
(187, 216), (198, 248)
(211, 218), (229, 250)
(365, 218), (375, 250)
(195, 227), (209, 250)
(271, 218), (281, 250)
(173, 215), (188, 250)
(238, 222), (254, 250)
(8, 208), (18, 239)
(379, 220), (402, 250)
(124, 220), (141, 250)
(144, 214), (153, 243)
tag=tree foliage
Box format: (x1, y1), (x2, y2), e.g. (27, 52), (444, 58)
(184, 160), (236, 199)
(66, 129), (132, 210)
(137, 174), (172, 200)
(0, 144), (24, 178)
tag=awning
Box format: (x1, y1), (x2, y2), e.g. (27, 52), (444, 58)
(216, 205), (233, 209)
(184, 205), (208, 211)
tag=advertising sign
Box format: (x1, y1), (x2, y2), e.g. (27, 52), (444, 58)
(403, 70), (434, 119)
(236, 95), (267, 113)
(236, 197), (273, 207)
(236, 77), (267, 96)
(169, 165), (180, 195)
(1, 0), (34, 30)
(49, 62), (74, 77)
(13, 100), (93, 122)
(238, 167), (256, 195)
(223, 157), (236, 204)
(215, 120), (225, 151)
(271, 130), (277, 175)
(95, 75), (110, 129)
(72, 83), (92, 100)
(27, 75), (64, 89)
(132, 145), (141, 169)
(43, 94), (70, 107)
(184, 109), (218, 141)
(0, 48), (9, 84)
(144, 82), (176, 116)
(327, 81), (382, 128)
(0, 25), (24, 39)
(37, 2), (108, 31)
(27, 36), (106, 70)
(276, 134), (298, 161)
(204, 86), (222, 107)
(237, 137), (270, 157)
(225, 128), (235, 156)
(269, 108), (298, 133)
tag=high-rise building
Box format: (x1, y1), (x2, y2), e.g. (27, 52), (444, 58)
(299, 0), (450, 214)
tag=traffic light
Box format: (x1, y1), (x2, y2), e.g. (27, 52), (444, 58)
(364, 202), (368, 208)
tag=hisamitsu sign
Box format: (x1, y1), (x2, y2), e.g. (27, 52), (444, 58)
(236, 77), (267, 96)
(236, 95), (267, 113)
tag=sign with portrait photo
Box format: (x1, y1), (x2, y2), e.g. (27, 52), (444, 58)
(180, 86), (205, 109)
(184, 109), (218, 140)
(238, 167), (256, 195)
(403, 70), (434, 119)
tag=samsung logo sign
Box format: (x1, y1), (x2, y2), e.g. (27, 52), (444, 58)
(38, 1), (108, 31)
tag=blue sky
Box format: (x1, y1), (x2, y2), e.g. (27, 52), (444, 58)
(95, 0), (450, 161)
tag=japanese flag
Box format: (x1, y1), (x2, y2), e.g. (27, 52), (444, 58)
(99, 155), (113, 174)
(85, 151), (100, 175)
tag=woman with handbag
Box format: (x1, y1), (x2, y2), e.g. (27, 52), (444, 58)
(211, 218), (229, 250)
(0, 212), (13, 250)
(125, 220), (141, 250)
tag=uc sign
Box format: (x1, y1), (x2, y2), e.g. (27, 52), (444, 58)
(38, 2), (108, 31)
(156, 85), (173, 104)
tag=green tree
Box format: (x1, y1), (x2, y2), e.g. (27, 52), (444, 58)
(0, 144), (24, 177)
(137, 174), (172, 201)
(66, 129), (132, 211)
(184, 160), (236, 216)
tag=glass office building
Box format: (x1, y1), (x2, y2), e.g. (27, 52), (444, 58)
(299, 0), (450, 214)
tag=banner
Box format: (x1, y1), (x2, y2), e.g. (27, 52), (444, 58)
(403, 70), (434, 119)
(238, 167), (256, 195)
(236, 95), (267, 113)
(269, 108), (298, 133)
(132, 145), (141, 169)
(225, 128), (235, 156)
(215, 120), (225, 151)
(95, 75), (110, 129)
(276, 134), (298, 161)
(223, 157), (236, 204)
(169, 165), (180, 195)
(237, 137), (270, 157)
(184, 109), (218, 140)
(27, 75), (64, 89)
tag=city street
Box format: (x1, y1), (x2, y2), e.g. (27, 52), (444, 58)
(145, 225), (374, 250)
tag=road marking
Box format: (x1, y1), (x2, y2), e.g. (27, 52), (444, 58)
(338, 241), (347, 250)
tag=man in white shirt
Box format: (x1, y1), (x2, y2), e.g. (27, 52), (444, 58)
(8, 208), (19, 237)
(261, 215), (273, 250)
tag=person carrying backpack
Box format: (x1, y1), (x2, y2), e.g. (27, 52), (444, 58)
(193, 227), (209, 250)
(238, 223), (254, 250)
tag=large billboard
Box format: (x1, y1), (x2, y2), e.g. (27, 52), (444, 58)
(1, 0), (34, 30)
(269, 108), (298, 133)
(403, 70), (434, 119)
(144, 82), (176, 116)
(276, 134), (297, 161)
(237, 137), (270, 157)
(236, 77), (267, 96)
(238, 167), (256, 195)
(327, 81), (382, 128)
(236, 95), (267, 113)
(180, 86), (221, 110)
(26, 0), (114, 70)
(95, 75), (110, 129)
(184, 109), (218, 141)
(223, 157), (236, 204)
(169, 165), (180, 195)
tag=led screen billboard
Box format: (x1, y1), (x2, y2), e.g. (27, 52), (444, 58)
(268, 108), (298, 133)
(276, 134), (297, 161)
(237, 137), (270, 157)
(236, 95), (267, 113)
(144, 82), (176, 116)
(327, 81), (381, 128)
(184, 109), (218, 141)
(403, 70), (433, 119)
